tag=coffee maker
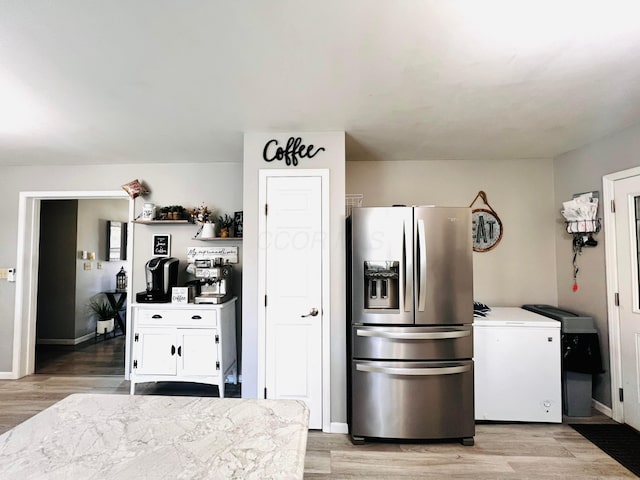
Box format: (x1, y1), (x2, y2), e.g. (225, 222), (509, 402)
(136, 257), (179, 303)
(189, 258), (233, 304)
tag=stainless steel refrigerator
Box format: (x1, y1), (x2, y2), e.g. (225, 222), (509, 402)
(347, 206), (474, 445)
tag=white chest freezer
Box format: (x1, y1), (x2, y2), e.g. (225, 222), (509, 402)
(474, 307), (562, 422)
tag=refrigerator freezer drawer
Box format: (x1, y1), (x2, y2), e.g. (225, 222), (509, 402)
(350, 360), (475, 440)
(352, 325), (473, 360)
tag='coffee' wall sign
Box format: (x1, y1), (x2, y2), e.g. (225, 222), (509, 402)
(263, 137), (326, 166)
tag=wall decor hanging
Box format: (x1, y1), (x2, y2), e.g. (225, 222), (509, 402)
(561, 191), (601, 292)
(152, 234), (171, 257)
(469, 190), (503, 252)
(262, 136), (326, 166)
(121, 179), (150, 199)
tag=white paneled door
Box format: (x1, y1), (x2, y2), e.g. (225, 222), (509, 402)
(264, 174), (323, 429)
(614, 174), (640, 431)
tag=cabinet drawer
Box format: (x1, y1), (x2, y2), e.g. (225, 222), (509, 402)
(135, 309), (217, 327)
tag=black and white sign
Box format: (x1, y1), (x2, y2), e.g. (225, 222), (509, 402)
(234, 211), (243, 238)
(187, 246), (239, 264)
(171, 287), (189, 304)
(152, 234), (171, 257)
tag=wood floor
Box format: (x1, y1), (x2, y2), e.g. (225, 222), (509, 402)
(35, 332), (126, 375)
(0, 374), (634, 479)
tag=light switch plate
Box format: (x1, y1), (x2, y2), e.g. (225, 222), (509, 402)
(0, 268), (8, 279)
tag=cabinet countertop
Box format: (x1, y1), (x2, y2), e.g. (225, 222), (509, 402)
(131, 297), (237, 309)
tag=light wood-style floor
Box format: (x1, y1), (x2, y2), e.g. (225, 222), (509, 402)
(0, 375), (634, 479)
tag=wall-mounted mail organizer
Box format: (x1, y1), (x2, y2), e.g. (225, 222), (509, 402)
(564, 218), (601, 235)
(561, 191), (601, 292)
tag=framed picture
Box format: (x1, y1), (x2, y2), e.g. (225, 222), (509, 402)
(152, 234), (171, 257)
(234, 211), (243, 238)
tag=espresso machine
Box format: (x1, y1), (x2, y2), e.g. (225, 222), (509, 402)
(189, 258), (233, 304)
(136, 257), (179, 303)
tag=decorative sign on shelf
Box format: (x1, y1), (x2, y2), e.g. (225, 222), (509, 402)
(171, 287), (188, 304)
(262, 136), (326, 166)
(187, 246), (239, 264)
(469, 191), (503, 252)
(234, 211), (243, 238)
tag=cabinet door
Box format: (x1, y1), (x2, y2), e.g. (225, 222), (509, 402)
(178, 328), (219, 376)
(135, 328), (177, 375)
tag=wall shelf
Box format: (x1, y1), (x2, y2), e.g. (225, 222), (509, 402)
(192, 237), (243, 241)
(133, 219), (193, 225)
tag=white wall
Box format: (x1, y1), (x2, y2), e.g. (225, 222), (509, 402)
(554, 122), (640, 408)
(0, 162), (242, 375)
(75, 199), (128, 338)
(242, 132), (346, 424)
(347, 158), (558, 307)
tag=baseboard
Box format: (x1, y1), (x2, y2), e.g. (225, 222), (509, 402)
(37, 332), (96, 346)
(0, 371), (18, 380)
(329, 422), (349, 434)
(592, 398), (613, 418)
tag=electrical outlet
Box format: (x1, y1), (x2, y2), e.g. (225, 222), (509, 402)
(83, 262), (92, 271)
(97, 262), (103, 270)
(0, 268), (8, 279)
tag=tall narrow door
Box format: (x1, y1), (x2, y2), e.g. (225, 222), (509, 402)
(264, 175), (323, 429)
(414, 207), (473, 325)
(614, 175), (640, 431)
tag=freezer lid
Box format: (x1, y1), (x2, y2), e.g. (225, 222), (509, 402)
(473, 307), (560, 328)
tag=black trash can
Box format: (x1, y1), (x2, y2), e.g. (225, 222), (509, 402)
(522, 305), (603, 417)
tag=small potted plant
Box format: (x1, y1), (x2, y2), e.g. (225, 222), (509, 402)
(159, 206), (170, 220)
(218, 214), (234, 238)
(169, 205), (186, 220)
(89, 299), (116, 335)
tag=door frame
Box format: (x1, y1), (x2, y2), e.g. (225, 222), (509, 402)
(11, 190), (134, 379)
(603, 165), (640, 423)
(257, 169), (331, 432)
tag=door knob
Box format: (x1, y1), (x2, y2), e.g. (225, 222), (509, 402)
(301, 307), (319, 318)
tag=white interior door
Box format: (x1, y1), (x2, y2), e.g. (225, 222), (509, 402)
(614, 175), (640, 430)
(264, 174), (323, 429)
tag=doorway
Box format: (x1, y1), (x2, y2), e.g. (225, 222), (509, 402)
(34, 198), (129, 375)
(11, 190), (133, 379)
(604, 166), (640, 430)
(258, 169), (330, 431)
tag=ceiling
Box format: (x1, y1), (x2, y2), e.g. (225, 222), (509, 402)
(2, 1), (640, 166)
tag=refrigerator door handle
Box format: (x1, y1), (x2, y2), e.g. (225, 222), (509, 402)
(417, 218), (427, 312)
(403, 217), (412, 312)
(356, 329), (471, 340)
(356, 364), (471, 376)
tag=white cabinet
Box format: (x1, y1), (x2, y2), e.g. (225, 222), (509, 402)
(130, 299), (237, 396)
